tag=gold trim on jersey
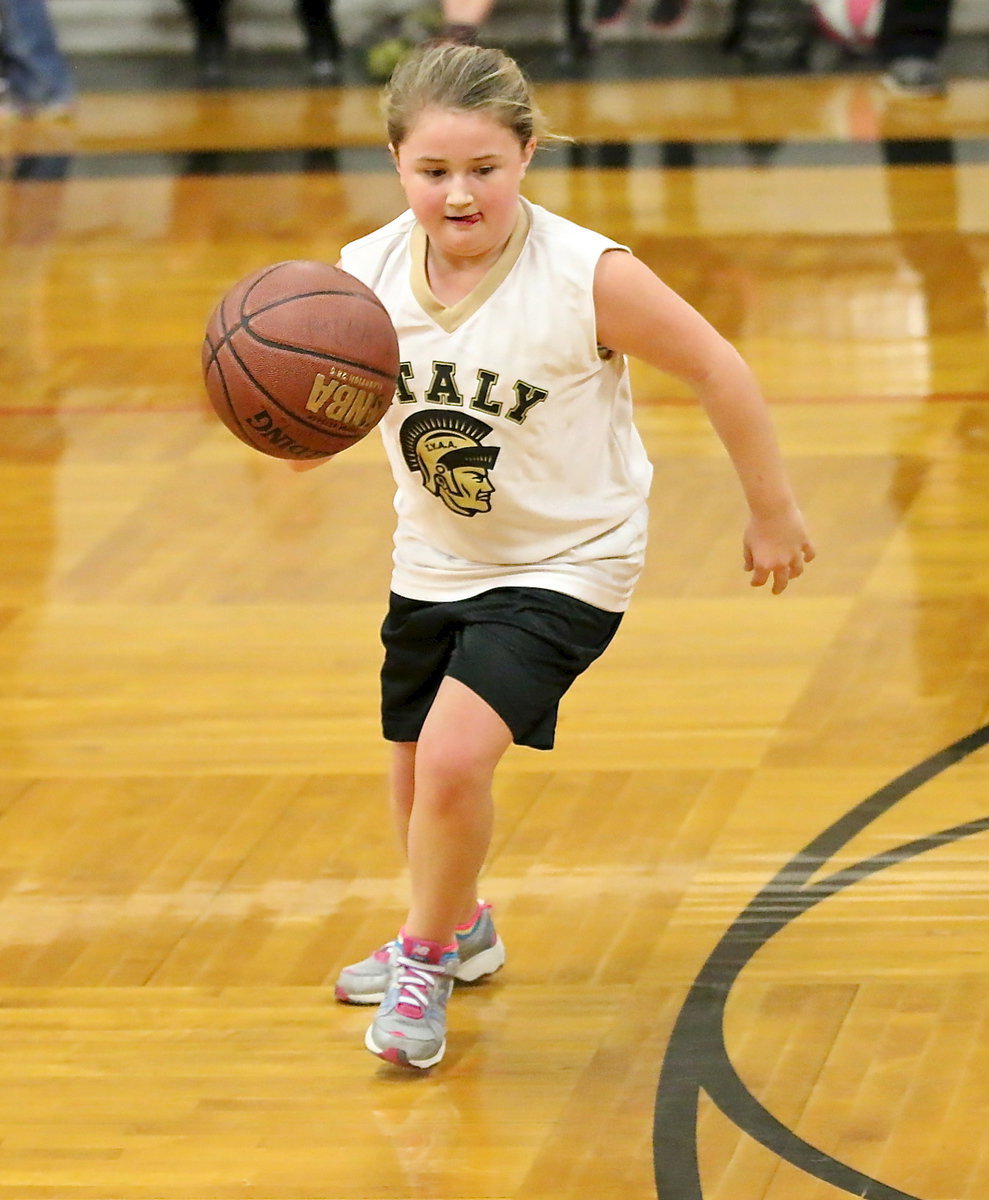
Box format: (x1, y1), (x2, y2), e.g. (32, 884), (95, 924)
(410, 203), (531, 334)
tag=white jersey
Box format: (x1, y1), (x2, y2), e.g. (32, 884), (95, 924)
(339, 198), (653, 612)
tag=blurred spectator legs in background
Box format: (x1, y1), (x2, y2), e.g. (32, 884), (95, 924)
(593, 0), (690, 29)
(879, 0), (955, 96)
(180, 0), (339, 83)
(721, 0), (955, 94)
(355, 1), (497, 82)
(180, 0), (226, 80)
(0, 0), (75, 118)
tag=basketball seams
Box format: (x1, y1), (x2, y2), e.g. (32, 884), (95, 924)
(203, 317), (260, 451)
(242, 331), (396, 385)
(206, 286), (260, 451)
(209, 359), (255, 450)
(247, 286), (390, 313)
(210, 310), (396, 385)
(236, 273), (397, 384)
(204, 288), (300, 454)
(240, 262), (391, 322)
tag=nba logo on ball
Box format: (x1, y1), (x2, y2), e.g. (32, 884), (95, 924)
(812, 0), (884, 51)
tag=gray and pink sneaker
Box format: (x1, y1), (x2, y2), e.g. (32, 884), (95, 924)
(364, 936), (457, 1069)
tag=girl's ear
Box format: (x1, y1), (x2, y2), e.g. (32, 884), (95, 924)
(520, 137), (537, 174)
(388, 143), (400, 169)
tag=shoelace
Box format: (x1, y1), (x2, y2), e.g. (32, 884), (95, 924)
(393, 955), (447, 1018)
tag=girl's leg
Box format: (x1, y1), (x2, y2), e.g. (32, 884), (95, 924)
(388, 740), (416, 854)
(180, 0), (230, 82)
(877, 0), (954, 63)
(403, 676), (513, 945)
(293, 0), (338, 78)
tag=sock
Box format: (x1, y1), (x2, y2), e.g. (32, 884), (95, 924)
(455, 900), (486, 936)
(400, 930), (456, 965)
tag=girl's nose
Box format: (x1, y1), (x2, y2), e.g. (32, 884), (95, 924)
(447, 180), (474, 208)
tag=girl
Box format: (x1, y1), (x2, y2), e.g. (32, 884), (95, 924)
(324, 42), (815, 1069)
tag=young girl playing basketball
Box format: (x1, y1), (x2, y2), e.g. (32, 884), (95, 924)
(323, 42), (815, 1069)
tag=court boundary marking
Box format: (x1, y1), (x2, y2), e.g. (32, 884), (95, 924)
(653, 722), (989, 1200)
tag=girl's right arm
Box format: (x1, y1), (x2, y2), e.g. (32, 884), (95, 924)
(593, 248), (815, 594)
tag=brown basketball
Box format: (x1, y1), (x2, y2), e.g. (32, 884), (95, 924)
(201, 260), (400, 461)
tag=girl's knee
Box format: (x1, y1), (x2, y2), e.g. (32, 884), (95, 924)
(415, 737), (490, 796)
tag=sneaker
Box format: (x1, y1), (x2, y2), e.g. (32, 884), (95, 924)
(335, 900), (505, 1004)
(194, 32), (229, 85)
(365, 936), (456, 1069)
(335, 940), (398, 1005)
(306, 32), (338, 83)
(882, 56), (946, 98)
(308, 53), (337, 83)
(454, 900), (506, 982)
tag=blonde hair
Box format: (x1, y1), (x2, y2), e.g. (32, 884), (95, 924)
(383, 42), (552, 150)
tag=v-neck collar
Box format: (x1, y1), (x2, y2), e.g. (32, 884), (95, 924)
(409, 202), (531, 334)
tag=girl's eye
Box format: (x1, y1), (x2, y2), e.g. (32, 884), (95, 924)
(476, 166), (495, 176)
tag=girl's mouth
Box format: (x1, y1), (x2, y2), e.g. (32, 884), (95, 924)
(448, 213), (481, 225)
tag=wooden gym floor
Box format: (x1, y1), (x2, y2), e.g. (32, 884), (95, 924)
(1, 28), (989, 1200)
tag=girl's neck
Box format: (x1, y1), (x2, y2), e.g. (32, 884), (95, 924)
(425, 242), (506, 306)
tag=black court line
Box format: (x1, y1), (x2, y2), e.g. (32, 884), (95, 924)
(6, 136), (989, 182)
(653, 723), (989, 1200)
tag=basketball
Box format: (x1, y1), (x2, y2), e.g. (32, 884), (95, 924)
(201, 260), (400, 461)
(811, 0), (884, 52)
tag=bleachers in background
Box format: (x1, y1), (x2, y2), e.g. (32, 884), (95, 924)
(43, 0), (989, 56)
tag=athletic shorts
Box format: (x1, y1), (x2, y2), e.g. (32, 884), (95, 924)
(380, 587), (624, 751)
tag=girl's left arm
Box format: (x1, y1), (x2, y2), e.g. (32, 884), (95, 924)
(594, 249), (815, 594)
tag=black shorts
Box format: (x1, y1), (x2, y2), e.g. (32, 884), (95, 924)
(380, 587), (624, 751)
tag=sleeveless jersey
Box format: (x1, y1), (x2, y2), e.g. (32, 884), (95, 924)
(339, 198), (653, 612)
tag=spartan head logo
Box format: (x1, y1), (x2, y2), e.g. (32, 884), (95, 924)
(399, 410), (500, 517)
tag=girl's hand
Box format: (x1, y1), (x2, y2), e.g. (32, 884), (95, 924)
(743, 507), (816, 594)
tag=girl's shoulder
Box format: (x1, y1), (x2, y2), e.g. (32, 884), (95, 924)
(520, 201), (629, 298)
(339, 209), (416, 274)
(523, 200), (628, 261)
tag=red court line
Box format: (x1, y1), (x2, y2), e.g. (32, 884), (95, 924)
(0, 404), (205, 416)
(0, 392), (987, 418)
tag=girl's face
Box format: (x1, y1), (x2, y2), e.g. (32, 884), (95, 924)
(392, 106), (536, 269)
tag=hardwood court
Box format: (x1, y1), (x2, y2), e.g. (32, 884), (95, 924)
(0, 58), (988, 1200)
